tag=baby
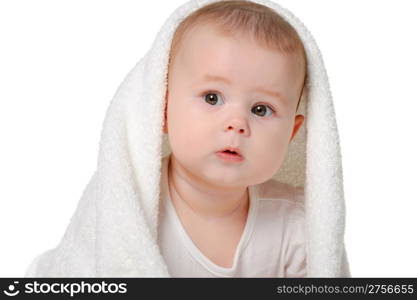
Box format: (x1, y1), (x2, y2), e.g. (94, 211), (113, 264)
(24, 0), (351, 278)
(157, 0), (307, 277)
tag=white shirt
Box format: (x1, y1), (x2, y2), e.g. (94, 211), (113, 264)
(157, 155), (306, 277)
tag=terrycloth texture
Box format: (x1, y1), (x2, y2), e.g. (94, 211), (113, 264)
(25, 0), (350, 277)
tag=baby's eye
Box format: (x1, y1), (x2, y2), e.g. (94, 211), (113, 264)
(204, 92), (224, 106)
(251, 104), (274, 117)
(203, 92), (275, 117)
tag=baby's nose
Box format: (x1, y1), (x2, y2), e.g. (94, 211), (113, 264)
(227, 125), (245, 134)
(225, 119), (249, 136)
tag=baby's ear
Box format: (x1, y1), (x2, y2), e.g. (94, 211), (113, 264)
(290, 114), (304, 142)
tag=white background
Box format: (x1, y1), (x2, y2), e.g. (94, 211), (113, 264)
(1, 0), (416, 277)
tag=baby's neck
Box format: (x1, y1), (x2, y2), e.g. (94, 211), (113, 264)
(167, 155), (249, 222)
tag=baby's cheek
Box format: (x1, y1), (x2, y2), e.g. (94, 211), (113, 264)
(185, 103), (217, 134)
(251, 131), (289, 178)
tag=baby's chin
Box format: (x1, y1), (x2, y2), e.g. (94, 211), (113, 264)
(171, 152), (275, 188)
(193, 163), (266, 190)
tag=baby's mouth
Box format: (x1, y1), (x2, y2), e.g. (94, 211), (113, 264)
(223, 150), (239, 155)
(215, 147), (244, 162)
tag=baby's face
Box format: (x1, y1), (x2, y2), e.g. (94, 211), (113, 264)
(164, 23), (305, 187)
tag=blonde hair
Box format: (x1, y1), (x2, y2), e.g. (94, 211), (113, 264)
(168, 0), (308, 111)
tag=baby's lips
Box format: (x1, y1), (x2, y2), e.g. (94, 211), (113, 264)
(217, 147), (244, 158)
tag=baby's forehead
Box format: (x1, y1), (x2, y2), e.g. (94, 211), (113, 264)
(175, 21), (305, 67)
(177, 31), (304, 78)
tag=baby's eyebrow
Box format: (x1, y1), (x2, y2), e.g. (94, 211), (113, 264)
(201, 73), (284, 102)
(253, 85), (284, 102)
(202, 74), (232, 85)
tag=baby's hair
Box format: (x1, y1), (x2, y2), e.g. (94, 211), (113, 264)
(168, 0), (308, 112)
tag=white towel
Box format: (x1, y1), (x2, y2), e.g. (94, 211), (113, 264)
(25, 0), (350, 277)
